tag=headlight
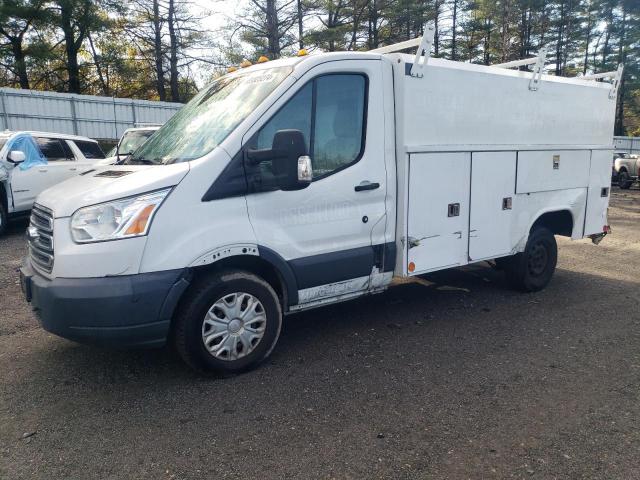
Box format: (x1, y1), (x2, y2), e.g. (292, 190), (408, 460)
(71, 189), (171, 243)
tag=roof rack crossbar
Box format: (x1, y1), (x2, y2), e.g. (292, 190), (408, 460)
(581, 70), (619, 81)
(489, 49), (547, 91)
(370, 38), (422, 54)
(492, 57), (539, 69)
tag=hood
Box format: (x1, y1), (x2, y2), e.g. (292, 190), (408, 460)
(96, 156), (118, 166)
(37, 162), (190, 217)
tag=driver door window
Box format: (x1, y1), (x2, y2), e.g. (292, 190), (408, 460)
(251, 74), (367, 183)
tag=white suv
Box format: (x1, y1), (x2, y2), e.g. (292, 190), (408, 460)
(0, 131), (106, 234)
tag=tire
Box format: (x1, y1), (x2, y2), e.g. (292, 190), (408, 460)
(174, 269), (282, 374)
(0, 201), (7, 236)
(618, 170), (632, 189)
(504, 227), (557, 292)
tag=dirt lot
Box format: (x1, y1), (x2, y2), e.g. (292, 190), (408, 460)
(1, 188), (639, 480)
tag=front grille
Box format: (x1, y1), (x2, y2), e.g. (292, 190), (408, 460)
(29, 204), (54, 273)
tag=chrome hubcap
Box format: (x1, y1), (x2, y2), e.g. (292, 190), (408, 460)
(201, 292), (266, 361)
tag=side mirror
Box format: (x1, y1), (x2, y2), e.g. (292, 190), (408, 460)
(247, 129), (313, 191)
(271, 130), (312, 191)
(8, 150), (26, 164)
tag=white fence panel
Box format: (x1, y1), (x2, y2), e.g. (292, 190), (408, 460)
(0, 87), (182, 141)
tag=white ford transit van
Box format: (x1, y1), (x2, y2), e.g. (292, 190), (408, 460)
(19, 30), (618, 373)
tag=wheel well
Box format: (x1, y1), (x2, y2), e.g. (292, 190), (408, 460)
(0, 183), (8, 213)
(618, 166), (628, 173)
(531, 210), (573, 237)
(191, 255), (289, 309)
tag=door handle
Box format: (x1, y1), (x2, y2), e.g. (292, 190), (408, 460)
(38, 169), (47, 173)
(354, 181), (380, 192)
(69, 167), (77, 171)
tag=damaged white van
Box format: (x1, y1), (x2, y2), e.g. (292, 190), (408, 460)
(19, 27), (620, 373)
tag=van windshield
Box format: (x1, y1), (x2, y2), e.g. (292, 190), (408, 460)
(127, 66), (293, 165)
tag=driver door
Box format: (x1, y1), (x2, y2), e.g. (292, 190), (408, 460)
(243, 60), (389, 307)
(10, 137), (69, 211)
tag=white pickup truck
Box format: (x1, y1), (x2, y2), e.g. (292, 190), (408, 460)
(613, 152), (640, 189)
(19, 28), (619, 373)
(0, 131), (106, 235)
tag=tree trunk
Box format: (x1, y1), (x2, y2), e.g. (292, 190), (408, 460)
(433, 0), (440, 56)
(367, 0), (379, 49)
(614, 7), (627, 135)
(266, 0), (280, 57)
(499, 0), (509, 62)
(297, 0), (304, 49)
(483, 18), (492, 65)
(582, 2), (592, 75)
(153, 0), (166, 101)
(10, 39), (30, 89)
(451, 0), (458, 60)
(88, 33), (109, 95)
(168, 0), (180, 102)
(554, 0), (565, 75)
(61, 4), (81, 93)
(600, 6), (613, 69)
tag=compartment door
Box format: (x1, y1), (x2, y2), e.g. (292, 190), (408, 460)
(407, 152), (471, 274)
(516, 150), (590, 193)
(584, 150), (612, 236)
(469, 152), (517, 261)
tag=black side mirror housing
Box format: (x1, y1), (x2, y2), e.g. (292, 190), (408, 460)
(271, 130), (311, 191)
(246, 129), (313, 191)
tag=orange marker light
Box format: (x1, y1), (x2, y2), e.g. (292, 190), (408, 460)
(408, 262), (416, 273)
(227, 66), (238, 73)
(297, 49), (308, 57)
(240, 60), (252, 68)
(125, 205), (155, 235)
(257, 56), (269, 63)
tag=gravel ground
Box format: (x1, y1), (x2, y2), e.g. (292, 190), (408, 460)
(0, 188), (639, 480)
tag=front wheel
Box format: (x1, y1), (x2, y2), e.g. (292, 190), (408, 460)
(503, 227), (558, 292)
(174, 269), (283, 374)
(618, 170), (632, 189)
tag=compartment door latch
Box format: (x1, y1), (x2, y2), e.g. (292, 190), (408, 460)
(447, 203), (461, 217)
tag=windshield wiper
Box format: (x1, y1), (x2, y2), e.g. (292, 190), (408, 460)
(125, 157), (158, 165)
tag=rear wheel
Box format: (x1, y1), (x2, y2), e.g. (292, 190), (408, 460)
(0, 201), (7, 236)
(174, 269), (282, 374)
(618, 170), (632, 189)
(503, 227), (557, 292)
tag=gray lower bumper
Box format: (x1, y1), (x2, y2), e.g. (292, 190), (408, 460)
(20, 258), (190, 348)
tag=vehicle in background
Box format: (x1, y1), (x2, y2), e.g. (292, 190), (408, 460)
(103, 126), (161, 164)
(19, 26), (617, 374)
(613, 152), (639, 189)
(0, 131), (105, 235)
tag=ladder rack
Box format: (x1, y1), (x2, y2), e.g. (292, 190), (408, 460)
(581, 65), (624, 100)
(368, 24), (623, 99)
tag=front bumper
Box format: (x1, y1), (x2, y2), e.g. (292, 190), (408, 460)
(20, 258), (190, 348)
